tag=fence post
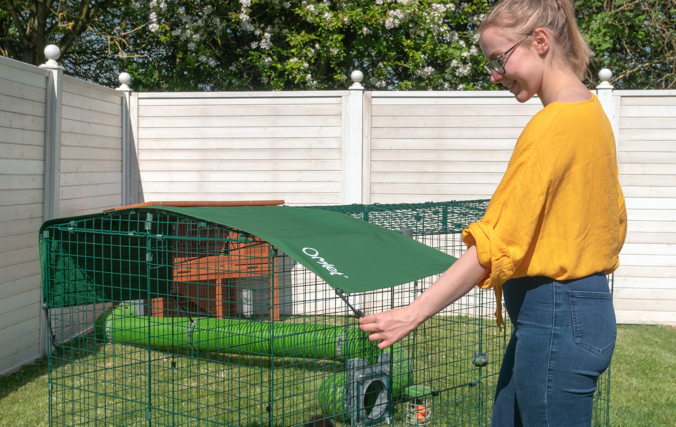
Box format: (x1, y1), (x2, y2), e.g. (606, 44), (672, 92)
(38, 44), (64, 356)
(116, 72), (134, 207)
(342, 70), (364, 204)
(596, 68), (619, 151)
(39, 45), (63, 221)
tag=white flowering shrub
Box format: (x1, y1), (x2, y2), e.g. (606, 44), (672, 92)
(6, 0), (489, 90)
(113, 0), (493, 91)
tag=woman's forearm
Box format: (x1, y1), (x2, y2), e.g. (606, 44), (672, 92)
(407, 245), (488, 324)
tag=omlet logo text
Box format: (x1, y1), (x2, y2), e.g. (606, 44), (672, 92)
(302, 248), (348, 278)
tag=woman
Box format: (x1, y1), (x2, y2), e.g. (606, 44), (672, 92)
(358, 0), (627, 425)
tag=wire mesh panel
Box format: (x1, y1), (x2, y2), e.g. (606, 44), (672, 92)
(42, 201), (610, 426)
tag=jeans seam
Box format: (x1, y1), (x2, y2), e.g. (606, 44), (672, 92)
(544, 282), (556, 427)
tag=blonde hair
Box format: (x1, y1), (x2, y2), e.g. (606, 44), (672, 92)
(478, 0), (592, 79)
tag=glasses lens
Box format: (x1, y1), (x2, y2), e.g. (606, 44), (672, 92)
(489, 58), (504, 74)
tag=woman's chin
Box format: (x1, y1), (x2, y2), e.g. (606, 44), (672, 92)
(514, 90), (534, 104)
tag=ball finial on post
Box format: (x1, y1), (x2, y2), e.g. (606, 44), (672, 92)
(349, 70), (364, 90)
(597, 68), (613, 89)
(40, 45), (63, 69)
(116, 72), (132, 91)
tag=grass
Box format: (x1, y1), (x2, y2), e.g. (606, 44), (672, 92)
(0, 324), (674, 427)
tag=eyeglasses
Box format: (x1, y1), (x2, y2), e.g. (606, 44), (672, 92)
(484, 32), (533, 75)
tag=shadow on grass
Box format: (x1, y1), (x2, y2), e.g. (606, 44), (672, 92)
(0, 355), (49, 400)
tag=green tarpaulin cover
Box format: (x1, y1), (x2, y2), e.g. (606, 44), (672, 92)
(40, 206), (458, 307)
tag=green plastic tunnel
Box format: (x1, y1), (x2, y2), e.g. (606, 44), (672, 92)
(96, 304), (413, 419)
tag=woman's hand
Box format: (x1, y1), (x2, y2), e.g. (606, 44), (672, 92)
(358, 306), (422, 350)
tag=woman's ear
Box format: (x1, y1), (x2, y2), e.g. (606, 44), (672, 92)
(531, 28), (551, 56)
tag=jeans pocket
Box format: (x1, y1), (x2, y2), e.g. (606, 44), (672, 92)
(568, 291), (617, 356)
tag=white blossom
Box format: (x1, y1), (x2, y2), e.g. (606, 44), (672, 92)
(205, 5), (213, 14)
(323, 11), (332, 19)
(208, 59), (217, 67)
(418, 66), (435, 78)
(149, 23), (160, 32)
(260, 33), (273, 49)
(188, 42), (196, 50)
(241, 20), (255, 31)
(199, 55), (207, 62)
(171, 29), (181, 36)
(469, 46), (478, 56)
(240, 0), (252, 7)
(251, 41), (259, 48)
(284, 2), (291, 8)
(132, 2), (141, 9)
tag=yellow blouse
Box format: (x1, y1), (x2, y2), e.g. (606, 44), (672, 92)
(462, 94), (627, 328)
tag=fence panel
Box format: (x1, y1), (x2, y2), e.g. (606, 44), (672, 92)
(0, 56), (49, 375)
(60, 76), (124, 216)
(368, 92), (542, 203)
(614, 91), (676, 324)
(135, 92), (346, 206)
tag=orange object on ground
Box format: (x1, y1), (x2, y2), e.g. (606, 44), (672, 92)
(414, 405), (427, 422)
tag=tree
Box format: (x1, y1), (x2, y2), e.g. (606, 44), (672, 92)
(1, 0), (161, 87)
(117, 0), (495, 92)
(579, 0), (676, 90)
(1, 0), (674, 91)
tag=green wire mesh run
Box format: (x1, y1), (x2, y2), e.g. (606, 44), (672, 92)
(42, 200), (610, 426)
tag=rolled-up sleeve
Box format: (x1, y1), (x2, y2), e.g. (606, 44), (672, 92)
(462, 222), (514, 290)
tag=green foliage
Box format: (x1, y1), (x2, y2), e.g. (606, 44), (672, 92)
(578, 0), (676, 89)
(1, 0), (674, 90)
(121, 0), (494, 91)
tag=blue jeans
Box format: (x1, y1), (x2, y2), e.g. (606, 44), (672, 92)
(491, 273), (616, 427)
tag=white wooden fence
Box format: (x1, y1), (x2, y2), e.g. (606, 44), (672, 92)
(0, 53), (126, 375)
(1, 48), (674, 375)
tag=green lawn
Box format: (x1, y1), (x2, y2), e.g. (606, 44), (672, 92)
(1, 324), (674, 427)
